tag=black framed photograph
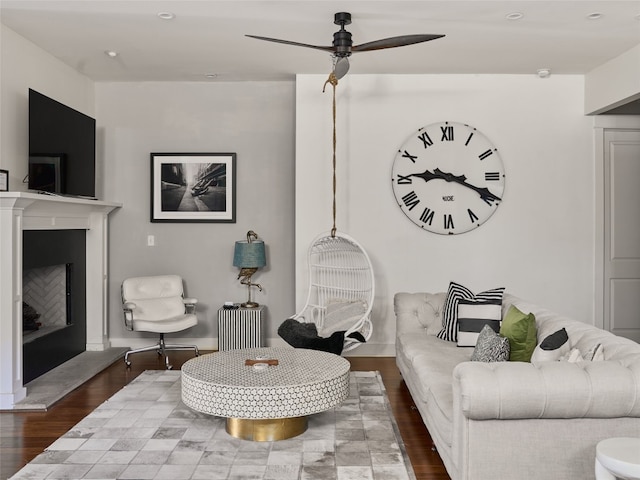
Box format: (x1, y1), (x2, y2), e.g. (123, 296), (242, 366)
(151, 153), (236, 223)
(0, 169), (8, 191)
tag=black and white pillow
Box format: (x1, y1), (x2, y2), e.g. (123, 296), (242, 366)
(456, 299), (503, 347)
(436, 282), (505, 342)
(530, 327), (570, 363)
(471, 324), (510, 362)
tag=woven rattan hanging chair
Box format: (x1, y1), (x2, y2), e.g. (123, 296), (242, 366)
(290, 231), (375, 352)
(281, 72), (374, 353)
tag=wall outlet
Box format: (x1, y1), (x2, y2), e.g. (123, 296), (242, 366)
(147, 235), (155, 247)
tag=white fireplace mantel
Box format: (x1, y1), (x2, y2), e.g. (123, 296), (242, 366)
(0, 192), (121, 409)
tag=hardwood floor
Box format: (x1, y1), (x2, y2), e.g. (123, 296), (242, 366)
(0, 352), (450, 480)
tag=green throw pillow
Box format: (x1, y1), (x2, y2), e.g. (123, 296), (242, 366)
(499, 305), (537, 362)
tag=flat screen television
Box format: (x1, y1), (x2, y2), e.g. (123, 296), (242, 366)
(28, 88), (96, 198)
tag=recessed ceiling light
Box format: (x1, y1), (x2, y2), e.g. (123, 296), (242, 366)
(157, 12), (175, 20)
(506, 12), (524, 20)
(587, 12), (603, 20)
(204, 74), (218, 79)
(104, 50), (118, 58)
(537, 68), (551, 78)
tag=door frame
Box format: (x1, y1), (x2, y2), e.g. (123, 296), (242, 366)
(594, 115), (640, 331)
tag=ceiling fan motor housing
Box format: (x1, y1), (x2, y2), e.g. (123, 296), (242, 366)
(333, 12), (353, 56)
(333, 30), (353, 56)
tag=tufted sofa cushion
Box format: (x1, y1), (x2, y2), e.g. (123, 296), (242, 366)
(394, 292), (446, 336)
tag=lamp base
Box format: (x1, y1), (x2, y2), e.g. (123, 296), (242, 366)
(241, 301), (260, 308)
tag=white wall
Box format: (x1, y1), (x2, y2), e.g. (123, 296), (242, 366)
(296, 74), (595, 355)
(96, 82), (296, 350)
(0, 25), (95, 193)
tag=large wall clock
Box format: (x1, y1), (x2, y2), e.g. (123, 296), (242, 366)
(391, 121), (505, 235)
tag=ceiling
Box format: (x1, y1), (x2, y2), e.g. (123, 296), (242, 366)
(1, 1), (639, 82)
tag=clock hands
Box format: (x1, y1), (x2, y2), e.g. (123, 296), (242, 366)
(410, 168), (502, 204)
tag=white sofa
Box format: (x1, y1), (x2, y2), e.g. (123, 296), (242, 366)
(394, 292), (640, 480)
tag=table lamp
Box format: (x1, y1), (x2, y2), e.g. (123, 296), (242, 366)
(233, 230), (266, 308)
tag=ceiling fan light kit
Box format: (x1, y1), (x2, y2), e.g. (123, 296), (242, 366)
(246, 11), (444, 78)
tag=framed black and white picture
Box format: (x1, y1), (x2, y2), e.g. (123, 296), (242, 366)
(151, 153), (236, 223)
(0, 169), (8, 191)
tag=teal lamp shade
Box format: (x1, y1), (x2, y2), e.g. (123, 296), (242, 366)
(233, 240), (266, 268)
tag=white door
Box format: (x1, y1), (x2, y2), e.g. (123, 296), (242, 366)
(603, 128), (640, 342)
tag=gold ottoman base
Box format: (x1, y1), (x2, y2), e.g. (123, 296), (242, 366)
(226, 416), (308, 441)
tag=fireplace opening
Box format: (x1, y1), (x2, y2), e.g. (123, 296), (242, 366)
(22, 229), (86, 384)
(23, 263), (74, 344)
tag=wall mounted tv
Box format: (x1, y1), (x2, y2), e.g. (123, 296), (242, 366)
(28, 88), (96, 198)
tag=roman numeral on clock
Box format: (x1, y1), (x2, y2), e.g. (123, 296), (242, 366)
(468, 208), (479, 223)
(440, 125), (454, 141)
(418, 131), (433, 149)
(464, 132), (474, 146)
(444, 214), (454, 230)
(419, 207), (434, 225)
(401, 150), (418, 163)
(401, 191), (420, 211)
(485, 172), (500, 181)
(396, 174), (412, 185)
(479, 149), (494, 160)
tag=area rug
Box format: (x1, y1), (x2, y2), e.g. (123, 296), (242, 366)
(10, 370), (416, 480)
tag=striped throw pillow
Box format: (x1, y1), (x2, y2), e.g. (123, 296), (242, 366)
(436, 282), (505, 342)
(456, 299), (503, 347)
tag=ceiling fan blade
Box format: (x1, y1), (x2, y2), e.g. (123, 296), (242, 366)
(352, 34), (445, 52)
(333, 57), (350, 79)
(245, 35), (335, 53)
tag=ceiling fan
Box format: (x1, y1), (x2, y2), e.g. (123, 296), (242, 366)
(246, 12), (444, 79)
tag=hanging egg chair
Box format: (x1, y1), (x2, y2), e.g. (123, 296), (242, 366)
(279, 71), (374, 354)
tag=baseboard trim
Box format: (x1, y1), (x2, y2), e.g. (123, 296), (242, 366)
(109, 336), (396, 357)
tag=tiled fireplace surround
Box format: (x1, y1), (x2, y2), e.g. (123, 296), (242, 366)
(0, 192), (120, 409)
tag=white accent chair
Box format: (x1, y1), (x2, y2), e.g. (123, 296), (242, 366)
(121, 275), (199, 369)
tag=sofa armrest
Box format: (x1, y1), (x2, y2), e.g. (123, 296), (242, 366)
(453, 360), (640, 420)
(394, 292), (446, 336)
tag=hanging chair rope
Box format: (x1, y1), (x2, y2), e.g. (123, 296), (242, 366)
(323, 72), (339, 238)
